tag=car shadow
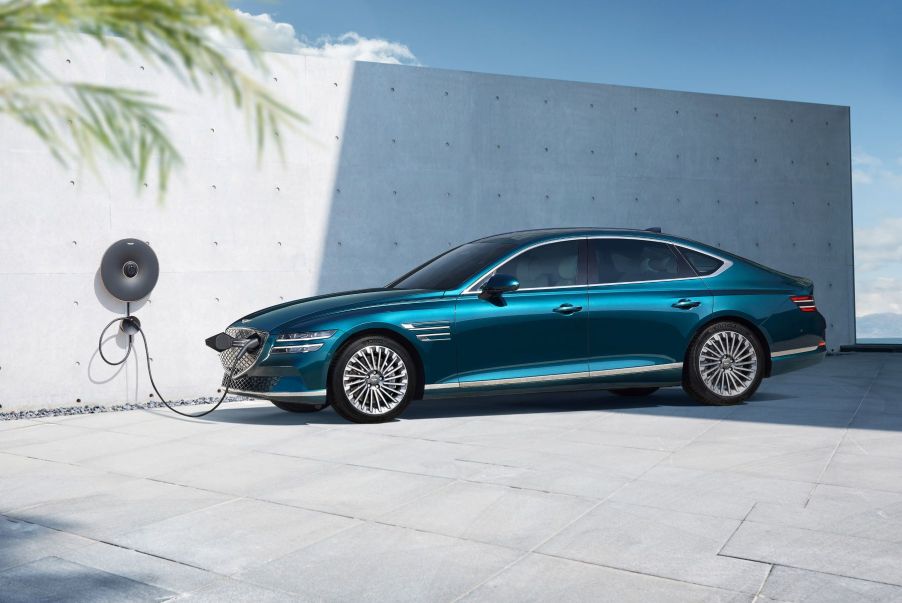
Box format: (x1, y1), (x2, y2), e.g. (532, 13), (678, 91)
(199, 387), (815, 428)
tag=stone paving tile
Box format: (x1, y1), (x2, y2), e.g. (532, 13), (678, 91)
(181, 577), (300, 602)
(820, 452), (902, 493)
(564, 410), (723, 451)
(323, 437), (488, 480)
(153, 450), (335, 497)
(5, 429), (161, 464)
(0, 422), (93, 451)
(239, 522), (522, 602)
(10, 478), (231, 540)
(382, 481), (597, 550)
(260, 462), (453, 519)
(538, 501), (770, 594)
(0, 556), (175, 603)
(257, 427), (400, 461)
(665, 441), (836, 482)
(80, 438), (245, 479)
(463, 553), (752, 602)
(609, 465), (813, 520)
(0, 455), (133, 514)
(0, 419), (38, 432)
(0, 516), (92, 573)
(758, 565), (902, 603)
(61, 541), (221, 594)
(109, 497), (358, 575)
(463, 455), (628, 499)
(746, 484), (902, 543)
(721, 521), (902, 586)
(409, 417), (573, 449)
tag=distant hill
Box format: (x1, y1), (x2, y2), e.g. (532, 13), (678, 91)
(857, 313), (902, 342)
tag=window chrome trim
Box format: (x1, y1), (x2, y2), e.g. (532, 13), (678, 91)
(771, 345), (821, 358)
(459, 235), (733, 295)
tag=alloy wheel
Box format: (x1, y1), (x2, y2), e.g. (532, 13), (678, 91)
(341, 344), (409, 415)
(698, 330), (758, 397)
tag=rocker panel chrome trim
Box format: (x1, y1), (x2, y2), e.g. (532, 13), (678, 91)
(771, 345), (821, 358)
(230, 388), (327, 398)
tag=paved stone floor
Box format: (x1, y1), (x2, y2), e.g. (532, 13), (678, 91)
(1, 353), (901, 602)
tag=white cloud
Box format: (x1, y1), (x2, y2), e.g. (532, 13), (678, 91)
(855, 275), (902, 317)
(855, 217), (902, 272)
(852, 149), (902, 189)
(232, 10), (420, 66)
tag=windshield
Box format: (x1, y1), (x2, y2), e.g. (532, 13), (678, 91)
(389, 241), (518, 290)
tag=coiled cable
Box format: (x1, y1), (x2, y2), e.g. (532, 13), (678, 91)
(97, 315), (252, 418)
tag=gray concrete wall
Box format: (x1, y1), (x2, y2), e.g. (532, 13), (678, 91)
(0, 40), (853, 410)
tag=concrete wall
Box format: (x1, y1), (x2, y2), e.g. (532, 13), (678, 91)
(0, 41), (853, 411)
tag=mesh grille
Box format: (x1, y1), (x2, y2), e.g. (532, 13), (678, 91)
(220, 327), (268, 377)
(222, 373), (280, 393)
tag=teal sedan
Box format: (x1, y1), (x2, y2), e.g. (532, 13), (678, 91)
(209, 228), (826, 423)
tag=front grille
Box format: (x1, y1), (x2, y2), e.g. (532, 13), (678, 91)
(220, 327), (268, 377)
(222, 373), (280, 393)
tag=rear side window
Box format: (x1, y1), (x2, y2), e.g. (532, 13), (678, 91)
(680, 248), (725, 276)
(589, 239), (694, 284)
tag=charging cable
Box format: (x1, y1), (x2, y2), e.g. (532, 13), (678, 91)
(97, 312), (256, 418)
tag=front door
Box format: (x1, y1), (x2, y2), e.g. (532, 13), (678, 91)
(586, 237), (712, 384)
(454, 238), (589, 390)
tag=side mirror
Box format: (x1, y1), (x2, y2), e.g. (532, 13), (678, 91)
(480, 274), (519, 298)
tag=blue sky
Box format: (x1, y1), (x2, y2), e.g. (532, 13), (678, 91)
(235, 0), (901, 320)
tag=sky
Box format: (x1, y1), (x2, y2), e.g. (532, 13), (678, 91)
(233, 0), (902, 323)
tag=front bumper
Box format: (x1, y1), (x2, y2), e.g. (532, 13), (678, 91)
(222, 372), (328, 403)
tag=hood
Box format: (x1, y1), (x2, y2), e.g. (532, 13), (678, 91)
(232, 288), (440, 332)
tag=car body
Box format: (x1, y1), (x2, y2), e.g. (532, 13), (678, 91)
(211, 228), (827, 422)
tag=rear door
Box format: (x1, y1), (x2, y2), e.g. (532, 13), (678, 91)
(586, 237), (712, 383)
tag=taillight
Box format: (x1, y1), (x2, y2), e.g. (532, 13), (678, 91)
(790, 295), (817, 312)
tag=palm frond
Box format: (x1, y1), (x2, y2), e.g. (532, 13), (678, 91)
(0, 0), (306, 197)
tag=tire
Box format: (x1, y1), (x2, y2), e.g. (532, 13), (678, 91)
(683, 321), (764, 406)
(329, 336), (417, 423)
(271, 401), (328, 413)
(610, 387), (659, 397)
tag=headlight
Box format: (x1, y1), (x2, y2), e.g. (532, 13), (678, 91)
(277, 330), (336, 342)
(270, 330), (336, 355)
(271, 343), (323, 354)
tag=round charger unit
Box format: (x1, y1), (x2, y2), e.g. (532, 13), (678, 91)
(100, 239), (159, 302)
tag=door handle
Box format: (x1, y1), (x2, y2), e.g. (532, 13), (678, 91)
(672, 298), (701, 310)
(554, 303), (583, 315)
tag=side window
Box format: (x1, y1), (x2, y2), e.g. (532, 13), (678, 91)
(494, 240), (583, 290)
(589, 239), (695, 284)
(680, 248), (725, 276)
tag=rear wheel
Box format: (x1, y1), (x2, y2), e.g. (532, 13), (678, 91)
(330, 336), (417, 423)
(610, 387), (659, 397)
(683, 321), (763, 406)
(271, 401), (328, 413)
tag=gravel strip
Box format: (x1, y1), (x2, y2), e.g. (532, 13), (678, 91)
(0, 396), (248, 421)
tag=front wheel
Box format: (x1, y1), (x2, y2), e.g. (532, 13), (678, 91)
(330, 336), (417, 423)
(683, 321), (764, 406)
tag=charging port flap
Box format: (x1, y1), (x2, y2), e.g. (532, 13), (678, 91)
(205, 332), (235, 352)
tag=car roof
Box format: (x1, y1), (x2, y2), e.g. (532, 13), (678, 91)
(472, 227), (671, 245)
